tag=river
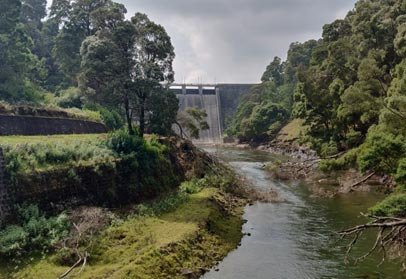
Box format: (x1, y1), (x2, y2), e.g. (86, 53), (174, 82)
(202, 146), (404, 279)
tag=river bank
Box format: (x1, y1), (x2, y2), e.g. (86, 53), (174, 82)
(218, 139), (391, 198)
(0, 136), (256, 279)
(8, 182), (247, 279)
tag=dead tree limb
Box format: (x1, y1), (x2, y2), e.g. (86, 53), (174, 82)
(58, 257), (83, 279)
(349, 172), (376, 191)
(339, 216), (406, 265)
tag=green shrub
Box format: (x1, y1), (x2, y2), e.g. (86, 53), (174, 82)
(56, 87), (84, 109)
(0, 205), (70, 258)
(319, 141), (339, 158)
(180, 180), (203, 194)
(319, 148), (358, 172)
(98, 108), (123, 130)
(2, 140), (115, 176)
(106, 129), (145, 155)
(84, 104), (124, 130)
(357, 131), (406, 174)
(396, 158), (406, 184)
(345, 130), (363, 148)
(136, 191), (188, 217)
(369, 193), (406, 217)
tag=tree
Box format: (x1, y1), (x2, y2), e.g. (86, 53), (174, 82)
(130, 13), (175, 136)
(0, 0), (37, 102)
(80, 21), (136, 132)
(261, 56), (284, 86)
(145, 88), (179, 136)
(176, 108), (210, 139)
(80, 11), (175, 136)
(54, 0), (114, 84)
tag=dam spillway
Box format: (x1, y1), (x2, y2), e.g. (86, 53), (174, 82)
(171, 84), (255, 143)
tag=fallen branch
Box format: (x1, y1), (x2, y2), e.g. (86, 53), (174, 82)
(304, 151), (346, 162)
(339, 216), (406, 265)
(58, 257), (83, 279)
(349, 172), (376, 191)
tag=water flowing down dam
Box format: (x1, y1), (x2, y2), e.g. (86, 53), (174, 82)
(171, 84), (255, 142)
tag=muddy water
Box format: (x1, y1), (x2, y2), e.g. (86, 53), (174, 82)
(202, 146), (404, 279)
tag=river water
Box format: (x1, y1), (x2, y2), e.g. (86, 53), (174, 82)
(202, 146), (404, 279)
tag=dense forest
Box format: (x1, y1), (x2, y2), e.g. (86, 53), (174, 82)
(0, 0), (188, 136)
(229, 0), (406, 189)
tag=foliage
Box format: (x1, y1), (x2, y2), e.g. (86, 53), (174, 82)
(177, 107), (210, 139)
(291, 0), (406, 153)
(105, 129), (145, 155)
(0, 204), (70, 258)
(145, 88), (178, 136)
(229, 40), (318, 143)
(84, 104), (124, 130)
(2, 138), (114, 175)
(357, 129), (406, 174)
(55, 86), (84, 108)
(319, 148), (358, 172)
(369, 193), (406, 218)
(12, 186), (244, 279)
(98, 107), (123, 130)
(395, 158), (406, 185)
(79, 10), (175, 135)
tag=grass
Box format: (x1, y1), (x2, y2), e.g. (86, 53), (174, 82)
(0, 134), (107, 146)
(276, 118), (307, 143)
(10, 187), (245, 279)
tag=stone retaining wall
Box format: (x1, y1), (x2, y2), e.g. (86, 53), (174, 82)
(0, 148), (11, 225)
(0, 114), (108, 136)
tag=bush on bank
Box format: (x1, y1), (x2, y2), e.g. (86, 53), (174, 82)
(0, 205), (70, 258)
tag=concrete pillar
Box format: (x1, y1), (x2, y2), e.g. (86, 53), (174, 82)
(182, 84), (187, 95)
(199, 85), (203, 95)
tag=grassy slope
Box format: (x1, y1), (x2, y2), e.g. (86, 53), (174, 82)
(0, 134), (107, 146)
(275, 119), (307, 144)
(12, 188), (244, 279)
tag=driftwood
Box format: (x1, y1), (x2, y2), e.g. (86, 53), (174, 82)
(349, 172), (376, 191)
(304, 151), (346, 163)
(58, 256), (85, 279)
(58, 223), (90, 278)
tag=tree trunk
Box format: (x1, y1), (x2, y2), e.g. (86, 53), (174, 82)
(139, 96), (146, 137)
(124, 96), (134, 135)
(174, 121), (185, 139)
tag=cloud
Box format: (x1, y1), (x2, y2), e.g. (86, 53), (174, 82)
(49, 0), (357, 83)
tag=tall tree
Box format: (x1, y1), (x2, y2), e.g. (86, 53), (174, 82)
(80, 11), (175, 136)
(261, 56), (284, 86)
(0, 0), (36, 102)
(130, 13), (175, 136)
(54, 0), (112, 84)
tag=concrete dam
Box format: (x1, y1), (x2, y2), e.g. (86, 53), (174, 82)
(170, 84), (255, 142)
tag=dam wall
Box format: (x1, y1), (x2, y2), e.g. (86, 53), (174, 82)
(172, 84), (255, 142)
(177, 94), (222, 142)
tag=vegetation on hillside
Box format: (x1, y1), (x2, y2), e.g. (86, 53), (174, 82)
(228, 0), (406, 264)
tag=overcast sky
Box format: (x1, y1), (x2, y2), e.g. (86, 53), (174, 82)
(49, 0), (357, 83)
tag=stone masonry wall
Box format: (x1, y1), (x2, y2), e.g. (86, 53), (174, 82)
(0, 148), (11, 225)
(0, 114), (108, 136)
